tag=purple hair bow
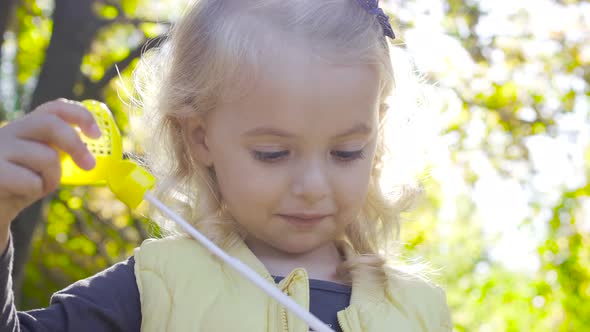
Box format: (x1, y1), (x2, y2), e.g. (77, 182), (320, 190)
(355, 0), (395, 39)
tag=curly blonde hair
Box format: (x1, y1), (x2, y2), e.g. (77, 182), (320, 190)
(134, 0), (425, 283)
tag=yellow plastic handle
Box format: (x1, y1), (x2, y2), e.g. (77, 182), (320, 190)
(59, 100), (155, 209)
(60, 100), (122, 186)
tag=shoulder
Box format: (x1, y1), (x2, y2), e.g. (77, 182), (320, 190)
(134, 236), (219, 271)
(135, 236), (208, 259)
(133, 237), (229, 307)
(133, 236), (225, 287)
(384, 267), (453, 331)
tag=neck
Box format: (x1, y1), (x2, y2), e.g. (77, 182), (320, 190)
(245, 238), (346, 284)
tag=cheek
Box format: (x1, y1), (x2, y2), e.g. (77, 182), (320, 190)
(213, 154), (287, 215)
(336, 137), (378, 218)
(333, 159), (374, 221)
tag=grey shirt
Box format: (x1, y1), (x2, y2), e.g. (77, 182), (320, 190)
(1, 236), (351, 332)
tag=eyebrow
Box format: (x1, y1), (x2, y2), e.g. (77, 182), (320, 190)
(243, 123), (373, 139)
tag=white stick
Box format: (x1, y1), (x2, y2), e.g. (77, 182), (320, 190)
(144, 192), (335, 332)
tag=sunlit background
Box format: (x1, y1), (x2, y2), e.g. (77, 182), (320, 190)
(1, 0), (588, 331)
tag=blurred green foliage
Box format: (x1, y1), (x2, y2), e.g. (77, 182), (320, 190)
(1, 0), (588, 331)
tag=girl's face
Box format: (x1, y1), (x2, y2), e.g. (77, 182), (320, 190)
(195, 54), (380, 255)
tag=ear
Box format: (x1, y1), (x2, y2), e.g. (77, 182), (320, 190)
(182, 114), (213, 167)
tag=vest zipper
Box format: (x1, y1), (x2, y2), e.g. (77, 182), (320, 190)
(281, 307), (289, 332)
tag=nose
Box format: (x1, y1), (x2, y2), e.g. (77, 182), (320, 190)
(291, 159), (330, 204)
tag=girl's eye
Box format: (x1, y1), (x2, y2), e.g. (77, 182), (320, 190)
(252, 150), (290, 162)
(331, 149), (365, 162)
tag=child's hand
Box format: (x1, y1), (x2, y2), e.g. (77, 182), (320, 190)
(0, 98), (101, 250)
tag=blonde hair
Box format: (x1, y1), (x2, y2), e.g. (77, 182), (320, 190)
(134, 0), (425, 283)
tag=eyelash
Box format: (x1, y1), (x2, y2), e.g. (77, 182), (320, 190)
(331, 150), (365, 162)
(252, 151), (290, 162)
(252, 150), (365, 163)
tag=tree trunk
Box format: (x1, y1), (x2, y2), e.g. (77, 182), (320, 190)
(0, 0), (18, 119)
(29, 0), (103, 107)
(10, 0), (104, 303)
(0, 0), (18, 64)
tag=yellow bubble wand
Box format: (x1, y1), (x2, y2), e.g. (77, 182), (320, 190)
(60, 100), (334, 332)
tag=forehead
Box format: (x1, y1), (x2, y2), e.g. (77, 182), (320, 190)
(217, 50), (381, 133)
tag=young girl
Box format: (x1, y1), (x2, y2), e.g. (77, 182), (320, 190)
(0, 0), (452, 331)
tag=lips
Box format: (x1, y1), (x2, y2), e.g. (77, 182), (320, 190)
(278, 213), (331, 228)
(280, 213), (330, 220)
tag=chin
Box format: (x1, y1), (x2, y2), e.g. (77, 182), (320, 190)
(272, 237), (328, 255)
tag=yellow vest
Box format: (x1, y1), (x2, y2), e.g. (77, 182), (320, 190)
(134, 237), (452, 331)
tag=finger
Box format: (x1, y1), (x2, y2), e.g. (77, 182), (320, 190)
(34, 99), (102, 139)
(16, 113), (96, 170)
(5, 140), (62, 195)
(0, 161), (44, 199)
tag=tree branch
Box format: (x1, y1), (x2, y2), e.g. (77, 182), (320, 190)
(98, 0), (171, 28)
(107, 17), (169, 26)
(82, 35), (166, 98)
(67, 206), (115, 266)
